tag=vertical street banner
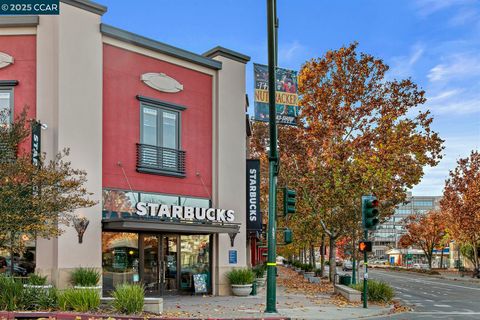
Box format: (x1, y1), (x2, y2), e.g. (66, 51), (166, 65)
(31, 121), (41, 167)
(246, 159), (262, 231)
(253, 63), (299, 125)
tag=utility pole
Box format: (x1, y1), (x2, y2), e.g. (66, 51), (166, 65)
(265, 0), (278, 314)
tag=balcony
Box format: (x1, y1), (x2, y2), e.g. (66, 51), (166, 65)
(136, 143), (186, 177)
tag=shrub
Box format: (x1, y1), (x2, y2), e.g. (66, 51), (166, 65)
(21, 287), (58, 311)
(350, 280), (394, 302)
(58, 288), (100, 312)
(226, 268), (255, 285)
(27, 273), (48, 286)
(70, 267), (100, 286)
(302, 264), (314, 272)
(112, 284), (144, 314)
(252, 264), (266, 278)
(0, 275), (23, 311)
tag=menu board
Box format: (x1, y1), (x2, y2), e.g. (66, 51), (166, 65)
(193, 273), (208, 294)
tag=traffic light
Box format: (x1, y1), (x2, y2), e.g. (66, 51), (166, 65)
(284, 228), (293, 244)
(283, 187), (296, 216)
(358, 240), (372, 253)
(362, 195), (380, 230)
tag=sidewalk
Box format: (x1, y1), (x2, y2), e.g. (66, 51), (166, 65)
(437, 270), (480, 284)
(160, 267), (393, 319)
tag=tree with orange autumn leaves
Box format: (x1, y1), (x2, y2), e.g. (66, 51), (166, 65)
(250, 42), (444, 281)
(398, 210), (446, 269)
(441, 151), (480, 270)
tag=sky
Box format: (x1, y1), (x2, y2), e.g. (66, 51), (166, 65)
(99, 0), (480, 196)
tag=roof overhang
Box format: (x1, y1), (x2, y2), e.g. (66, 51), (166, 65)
(100, 24), (222, 70)
(102, 218), (240, 234)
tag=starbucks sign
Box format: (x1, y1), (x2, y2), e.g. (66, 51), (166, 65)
(135, 202), (235, 223)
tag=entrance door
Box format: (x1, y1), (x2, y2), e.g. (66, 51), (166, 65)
(141, 234), (179, 296)
(161, 235), (179, 294)
(142, 234), (160, 295)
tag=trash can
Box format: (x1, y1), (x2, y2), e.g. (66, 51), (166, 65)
(339, 274), (352, 285)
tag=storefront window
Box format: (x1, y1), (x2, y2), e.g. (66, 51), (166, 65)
(180, 197), (210, 208)
(140, 193), (178, 206)
(102, 190), (138, 219)
(180, 235), (210, 293)
(102, 232), (139, 295)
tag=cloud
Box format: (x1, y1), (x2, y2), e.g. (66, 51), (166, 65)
(411, 135), (480, 196)
(389, 43), (425, 78)
(427, 89), (463, 102)
(448, 7), (479, 26)
(427, 53), (480, 82)
(413, 0), (477, 17)
(278, 41), (307, 64)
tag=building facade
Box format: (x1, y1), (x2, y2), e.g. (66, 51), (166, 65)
(372, 192), (442, 258)
(0, 0), (250, 296)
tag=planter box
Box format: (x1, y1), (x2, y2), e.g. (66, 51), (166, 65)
(101, 297), (163, 314)
(308, 277), (321, 283)
(23, 284), (53, 290)
(231, 284), (253, 296)
(74, 285), (102, 296)
(256, 277), (266, 287)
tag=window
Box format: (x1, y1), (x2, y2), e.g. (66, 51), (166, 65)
(141, 105), (179, 150)
(413, 200), (433, 207)
(136, 96), (186, 176)
(0, 88), (13, 124)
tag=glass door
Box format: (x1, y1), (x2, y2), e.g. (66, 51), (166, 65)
(142, 234), (160, 295)
(140, 234), (179, 296)
(161, 235), (179, 295)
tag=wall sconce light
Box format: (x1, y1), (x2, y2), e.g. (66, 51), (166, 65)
(73, 216), (90, 244)
(228, 232), (237, 247)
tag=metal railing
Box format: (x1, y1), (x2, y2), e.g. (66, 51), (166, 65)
(136, 143), (186, 175)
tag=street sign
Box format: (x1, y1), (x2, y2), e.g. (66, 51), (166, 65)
(359, 241), (372, 253)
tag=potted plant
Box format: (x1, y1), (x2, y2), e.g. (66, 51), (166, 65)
(303, 264), (315, 279)
(253, 264), (267, 287)
(226, 268), (255, 296)
(70, 267), (101, 295)
(23, 273), (53, 290)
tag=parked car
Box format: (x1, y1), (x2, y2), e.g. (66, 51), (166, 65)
(412, 263), (429, 270)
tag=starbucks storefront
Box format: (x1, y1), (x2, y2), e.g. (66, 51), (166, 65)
(101, 190), (240, 297)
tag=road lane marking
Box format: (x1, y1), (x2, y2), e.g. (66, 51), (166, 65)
(372, 271), (480, 291)
(434, 304), (451, 307)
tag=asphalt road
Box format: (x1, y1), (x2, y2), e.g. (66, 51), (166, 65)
(362, 268), (480, 319)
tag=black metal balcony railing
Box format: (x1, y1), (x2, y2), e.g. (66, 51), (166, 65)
(136, 143), (186, 177)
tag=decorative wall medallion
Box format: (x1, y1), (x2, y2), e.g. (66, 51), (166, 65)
(0, 52), (14, 69)
(141, 72), (184, 93)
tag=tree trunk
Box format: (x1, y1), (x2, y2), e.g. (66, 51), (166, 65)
(329, 236), (337, 282)
(427, 251), (433, 269)
(320, 235), (325, 277)
(440, 247), (444, 269)
(473, 242), (479, 273)
(310, 243), (316, 268)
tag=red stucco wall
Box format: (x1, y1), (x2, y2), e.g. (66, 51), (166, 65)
(102, 44), (213, 198)
(0, 35), (36, 153)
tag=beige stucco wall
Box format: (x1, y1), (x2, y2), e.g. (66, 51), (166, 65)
(35, 2), (103, 288)
(211, 55), (248, 295)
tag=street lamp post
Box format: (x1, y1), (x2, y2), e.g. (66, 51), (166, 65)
(265, 0), (278, 314)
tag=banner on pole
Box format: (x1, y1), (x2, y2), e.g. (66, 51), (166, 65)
(246, 159), (262, 231)
(253, 63), (299, 125)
